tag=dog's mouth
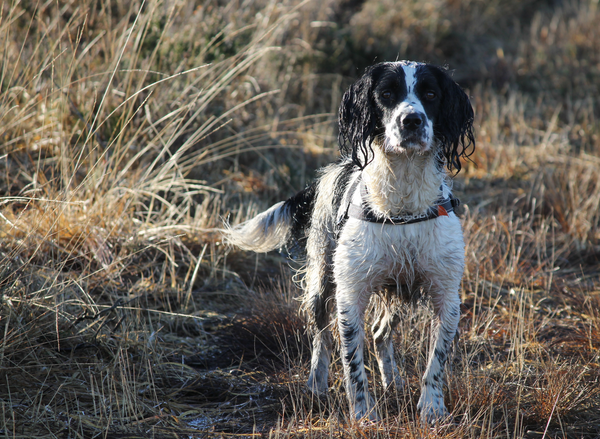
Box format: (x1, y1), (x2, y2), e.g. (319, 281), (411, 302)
(400, 131), (429, 148)
(384, 132), (431, 153)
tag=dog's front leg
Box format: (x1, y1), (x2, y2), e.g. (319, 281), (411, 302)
(417, 290), (460, 424)
(336, 283), (377, 421)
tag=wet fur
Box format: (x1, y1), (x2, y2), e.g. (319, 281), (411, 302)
(225, 61), (475, 423)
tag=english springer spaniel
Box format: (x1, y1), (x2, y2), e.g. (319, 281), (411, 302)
(225, 61), (475, 423)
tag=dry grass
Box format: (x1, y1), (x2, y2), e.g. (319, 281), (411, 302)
(1, 0), (599, 437)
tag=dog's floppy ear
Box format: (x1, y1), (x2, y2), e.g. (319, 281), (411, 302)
(431, 66), (475, 173)
(338, 66), (379, 169)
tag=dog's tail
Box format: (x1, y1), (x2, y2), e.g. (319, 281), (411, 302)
(225, 185), (316, 253)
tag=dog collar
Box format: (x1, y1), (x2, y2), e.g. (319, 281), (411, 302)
(346, 179), (459, 225)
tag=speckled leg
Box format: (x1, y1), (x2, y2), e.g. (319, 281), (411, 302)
(416, 290), (460, 424)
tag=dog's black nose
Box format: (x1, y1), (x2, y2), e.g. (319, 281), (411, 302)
(401, 112), (425, 131)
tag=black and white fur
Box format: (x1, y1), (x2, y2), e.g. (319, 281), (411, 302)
(225, 61), (475, 423)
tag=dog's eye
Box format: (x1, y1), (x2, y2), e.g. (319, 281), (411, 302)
(424, 91), (437, 100)
(381, 90), (392, 100)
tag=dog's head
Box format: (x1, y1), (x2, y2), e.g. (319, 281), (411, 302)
(338, 61), (475, 172)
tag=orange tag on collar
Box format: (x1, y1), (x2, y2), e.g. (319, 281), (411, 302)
(438, 205), (448, 216)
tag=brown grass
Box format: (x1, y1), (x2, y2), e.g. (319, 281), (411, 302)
(1, 0), (599, 437)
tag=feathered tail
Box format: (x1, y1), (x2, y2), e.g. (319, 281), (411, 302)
(225, 201), (293, 252)
(225, 185), (316, 253)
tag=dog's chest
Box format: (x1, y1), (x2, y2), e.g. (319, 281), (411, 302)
(335, 214), (464, 283)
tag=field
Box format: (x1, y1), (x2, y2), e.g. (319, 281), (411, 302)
(1, 0), (599, 437)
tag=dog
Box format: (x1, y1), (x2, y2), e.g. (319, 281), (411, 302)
(225, 61), (475, 423)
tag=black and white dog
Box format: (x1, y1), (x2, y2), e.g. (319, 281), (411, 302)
(225, 61), (475, 423)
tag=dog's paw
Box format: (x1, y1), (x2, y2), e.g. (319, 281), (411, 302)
(307, 373), (329, 396)
(354, 403), (379, 423)
(381, 369), (406, 390)
(391, 374), (407, 390)
(416, 392), (450, 424)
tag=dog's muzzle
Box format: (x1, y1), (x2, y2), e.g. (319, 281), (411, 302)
(398, 111), (428, 148)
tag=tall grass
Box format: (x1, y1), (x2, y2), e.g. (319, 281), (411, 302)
(1, 0), (599, 437)
(0, 1), (333, 436)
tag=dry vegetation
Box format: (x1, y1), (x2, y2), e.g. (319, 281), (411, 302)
(1, 0), (599, 437)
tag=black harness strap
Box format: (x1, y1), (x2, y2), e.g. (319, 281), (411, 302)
(345, 177), (459, 226)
